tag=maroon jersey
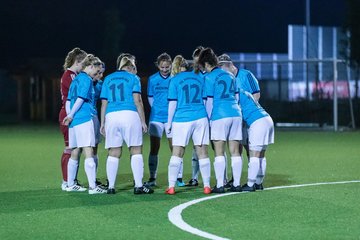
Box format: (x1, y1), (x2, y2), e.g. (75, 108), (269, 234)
(60, 69), (76, 107)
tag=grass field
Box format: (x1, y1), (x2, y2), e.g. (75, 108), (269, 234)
(0, 124), (359, 240)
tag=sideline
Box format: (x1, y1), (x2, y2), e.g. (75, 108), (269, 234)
(168, 180), (360, 240)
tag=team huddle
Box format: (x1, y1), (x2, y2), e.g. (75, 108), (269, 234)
(58, 46), (274, 195)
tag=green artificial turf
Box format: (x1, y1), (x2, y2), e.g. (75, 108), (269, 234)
(0, 124), (359, 240)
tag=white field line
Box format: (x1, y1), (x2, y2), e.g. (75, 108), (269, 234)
(168, 180), (360, 240)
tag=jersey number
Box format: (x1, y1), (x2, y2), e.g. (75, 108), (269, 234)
(110, 83), (124, 101)
(218, 80), (235, 99)
(182, 84), (200, 104)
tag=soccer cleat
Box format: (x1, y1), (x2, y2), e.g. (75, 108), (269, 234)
(203, 186), (211, 194)
(254, 183), (264, 190)
(176, 179), (186, 187)
(89, 186), (107, 194)
(100, 179), (109, 188)
(242, 184), (256, 192)
(165, 187), (175, 195)
(95, 178), (103, 186)
(134, 186), (154, 194)
(211, 186), (225, 194)
(66, 184), (87, 192)
(144, 178), (157, 187)
(74, 179), (84, 187)
(228, 185), (242, 192)
(107, 188), (116, 194)
(224, 179), (234, 188)
(61, 182), (68, 191)
(185, 179), (199, 187)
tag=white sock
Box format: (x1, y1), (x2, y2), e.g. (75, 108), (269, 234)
(177, 159), (183, 179)
(106, 156), (119, 189)
(214, 156), (225, 188)
(84, 158), (96, 189)
(224, 151), (229, 182)
(231, 156), (242, 187)
(93, 155), (99, 172)
(67, 158), (78, 187)
(131, 154), (144, 188)
(199, 158), (211, 187)
(248, 157), (260, 187)
(256, 157), (267, 184)
(168, 156), (182, 188)
(191, 149), (199, 180)
(148, 154), (158, 179)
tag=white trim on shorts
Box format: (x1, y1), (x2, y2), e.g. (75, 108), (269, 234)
(172, 117), (209, 147)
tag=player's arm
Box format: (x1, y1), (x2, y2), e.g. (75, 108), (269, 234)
(133, 93), (147, 133)
(148, 96), (154, 107)
(253, 92), (260, 102)
(63, 97), (84, 126)
(166, 100), (177, 134)
(100, 99), (108, 136)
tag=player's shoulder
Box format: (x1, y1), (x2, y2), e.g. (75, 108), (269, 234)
(149, 72), (160, 80)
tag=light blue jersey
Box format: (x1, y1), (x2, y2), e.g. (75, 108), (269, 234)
(236, 69), (260, 95)
(205, 67), (241, 121)
(92, 80), (103, 115)
(147, 72), (171, 122)
(100, 70), (141, 114)
(67, 72), (95, 127)
(239, 89), (268, 127)
(168, 71), (207, 122)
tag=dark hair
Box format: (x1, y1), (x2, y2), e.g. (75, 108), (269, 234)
(116, 53), (135, 69)
(156, 52), (172, 66)
(192, 46), (205, 59)
(197, 48), (218, 69)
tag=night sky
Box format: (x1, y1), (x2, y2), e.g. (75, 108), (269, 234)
(0, 0), (346, 71)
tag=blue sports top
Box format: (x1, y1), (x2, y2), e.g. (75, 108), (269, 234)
(147, 72), (171, 122)
(92, 80), (103, 115)
(205, 67), (241, 121)
(100, 70), (141, 114)
(67, 71), (95, 127)
(239, 89), (268, 127)
(168, 71), (207, 122)
(236, 69), (260, 95)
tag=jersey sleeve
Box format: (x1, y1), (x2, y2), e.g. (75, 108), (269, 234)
(147, 76), (153, 97)
(100, 78), (109, 100)
(77, 76), (91, 100)
(167, 78), (177, 101)
(133, 75), (141, 94)
(246, 71), (260, 94)
(205, 75), (214, 98)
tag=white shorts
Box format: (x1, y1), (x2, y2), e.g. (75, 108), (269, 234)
(93, 115), (101, 145)
(172, 117), (209, 147)
(104, 110), (143, 149)
(210, 117), (242, 141)
(149, 121), (172, 138)
(69, 120), (95, 148)
(240, 121), (249, 145)
(248, 116), (274, 151)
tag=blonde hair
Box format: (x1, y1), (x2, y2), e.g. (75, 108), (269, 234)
(81, 54), (102, 70)
(119, 56), (135, 71)
(63, 47), (87, 71)
(171, 55), (188, 76)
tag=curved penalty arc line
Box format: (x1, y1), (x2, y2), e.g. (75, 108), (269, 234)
(168, 180), (360, 240)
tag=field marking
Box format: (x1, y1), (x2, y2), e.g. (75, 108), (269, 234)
(168, 180), (360, 240)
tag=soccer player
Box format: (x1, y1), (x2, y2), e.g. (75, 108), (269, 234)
(92, 62), (106, 186)
(238, 89), (274, 191)
(63, 54), (107, 194)
(145, 53), (184, 187)
(218, 53), (261, 188)
(198, 48), (243, 193)
(165, 55), (211, 195)
(185, 46), (204, 187)
(100, 55), (153, 195)
(59, 47), (87, 190)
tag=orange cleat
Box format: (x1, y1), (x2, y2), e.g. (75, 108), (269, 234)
(203, 186), (211, 194)
(165, 187), (175, 195)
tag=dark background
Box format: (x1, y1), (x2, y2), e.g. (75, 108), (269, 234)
(0, 0), (346, 72)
